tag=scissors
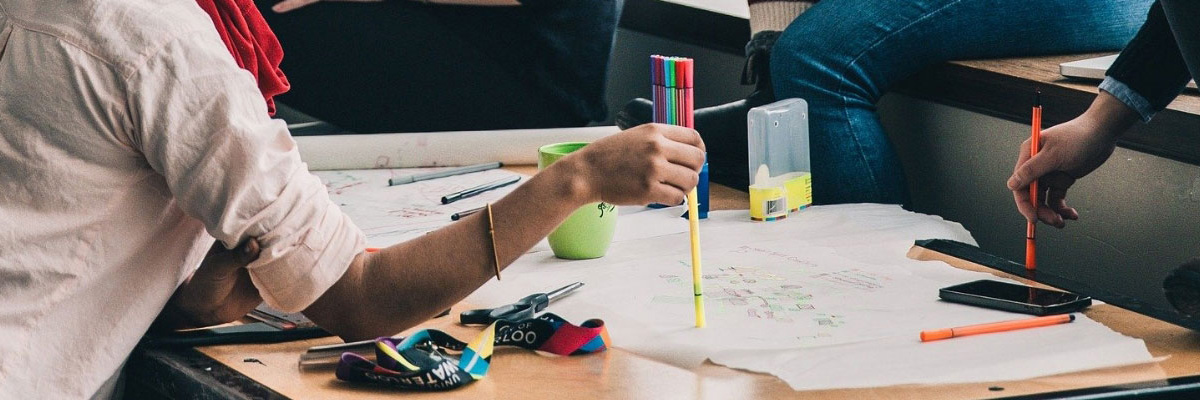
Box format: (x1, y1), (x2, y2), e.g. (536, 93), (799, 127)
(459, 282), (584, 325)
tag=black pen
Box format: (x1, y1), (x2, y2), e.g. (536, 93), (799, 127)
(441, 176), (521, 204)
(451, 206), (487, 221)
(388, 162), (502, 186)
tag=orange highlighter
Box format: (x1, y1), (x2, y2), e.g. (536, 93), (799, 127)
(920, 314), (1074, 342)
(1026, 90), (1042, 270)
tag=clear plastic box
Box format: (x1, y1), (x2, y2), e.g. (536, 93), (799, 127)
(747, 98), (812, 221)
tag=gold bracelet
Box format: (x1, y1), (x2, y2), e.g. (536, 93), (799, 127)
(486, 203), (501, 280)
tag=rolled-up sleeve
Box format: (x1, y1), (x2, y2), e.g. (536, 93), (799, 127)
(124, 32), (364, 312)
(1099, 76), (1157, 122)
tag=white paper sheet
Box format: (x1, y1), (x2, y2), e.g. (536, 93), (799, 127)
(297, 126), (619, 170)
(467, 205), (1157, 390)
(315, 168), (526, 247)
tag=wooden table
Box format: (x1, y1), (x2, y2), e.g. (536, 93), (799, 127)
(126, 174), (1200, 399)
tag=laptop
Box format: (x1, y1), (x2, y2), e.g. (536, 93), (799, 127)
(1061, 54), (1197, 89)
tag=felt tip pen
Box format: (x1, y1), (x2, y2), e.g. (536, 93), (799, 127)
(441, 176), (521, 205)
(388, 162), (502, 186)
(920, 314), (1074, 342)
(451, 206), (486, 221)
(1026, 90), (1041, 270)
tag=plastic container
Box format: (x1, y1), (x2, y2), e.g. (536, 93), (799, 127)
(747, 98), (812, 221)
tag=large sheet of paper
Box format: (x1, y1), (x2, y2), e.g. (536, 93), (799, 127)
(467, 205), (1156, 390)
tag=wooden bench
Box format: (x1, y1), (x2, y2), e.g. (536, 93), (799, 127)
(900, 54), (1199, 165)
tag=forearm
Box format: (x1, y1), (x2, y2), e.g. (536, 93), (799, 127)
(149, 301), (196, 333)
(153, 240), (264, 331)
(153, 284), (258, 331)
(1078, 91), (1142, 141)
(160, 279), (256, 329)
(306, 159), (591, 340)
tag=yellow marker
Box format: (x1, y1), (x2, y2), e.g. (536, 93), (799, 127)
(687, 188), (706, 327)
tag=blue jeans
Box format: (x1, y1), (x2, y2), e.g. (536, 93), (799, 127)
(771, 0), (1153, 205)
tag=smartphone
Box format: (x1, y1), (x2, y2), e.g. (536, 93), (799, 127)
(940, 279), (1092, 316)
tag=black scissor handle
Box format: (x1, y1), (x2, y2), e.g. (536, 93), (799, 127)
(459, 294), (547, 325)
(458, 308), (489, 325)
(460, 304), (518, 325)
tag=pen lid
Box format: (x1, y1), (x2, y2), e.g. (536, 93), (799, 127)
(651, 55), (662, 86)
(666, 57), (675, 88)
(682, 58), (694, 88)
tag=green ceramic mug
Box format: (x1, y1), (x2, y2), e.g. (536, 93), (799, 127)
(539, 142), (618, 259)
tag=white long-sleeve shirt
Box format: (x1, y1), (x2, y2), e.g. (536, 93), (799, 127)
(0, 1), (365, 397)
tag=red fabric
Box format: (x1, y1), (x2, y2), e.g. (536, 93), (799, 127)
(195, 0), (289, 115)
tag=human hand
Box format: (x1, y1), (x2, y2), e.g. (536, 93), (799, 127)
(166, 239), (263, 328)
(271, 0), (381, 13)
(1008, 117), (1129, 229)
(561, 123), (706, 206)
(1007, 92), (1140, 227)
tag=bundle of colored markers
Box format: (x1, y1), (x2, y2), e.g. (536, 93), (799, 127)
(651, 55), (706, 328)
(650, 55), (694, 128)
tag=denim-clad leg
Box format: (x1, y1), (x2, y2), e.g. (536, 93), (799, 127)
(771, 0), (1153, 206)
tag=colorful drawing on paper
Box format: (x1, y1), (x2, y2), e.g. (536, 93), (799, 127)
(653, 263), (832, 327)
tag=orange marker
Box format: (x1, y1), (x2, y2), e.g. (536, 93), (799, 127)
(1026, 90), (1042, 271)
(920, 314), (1074, 342)
(366, 247), (381, 253)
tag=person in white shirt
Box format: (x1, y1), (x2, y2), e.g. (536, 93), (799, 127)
(0, 0), (706, 398)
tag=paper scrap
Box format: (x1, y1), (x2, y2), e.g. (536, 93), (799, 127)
(315, 168), (525, 247)
(297, 126), (619, 171)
